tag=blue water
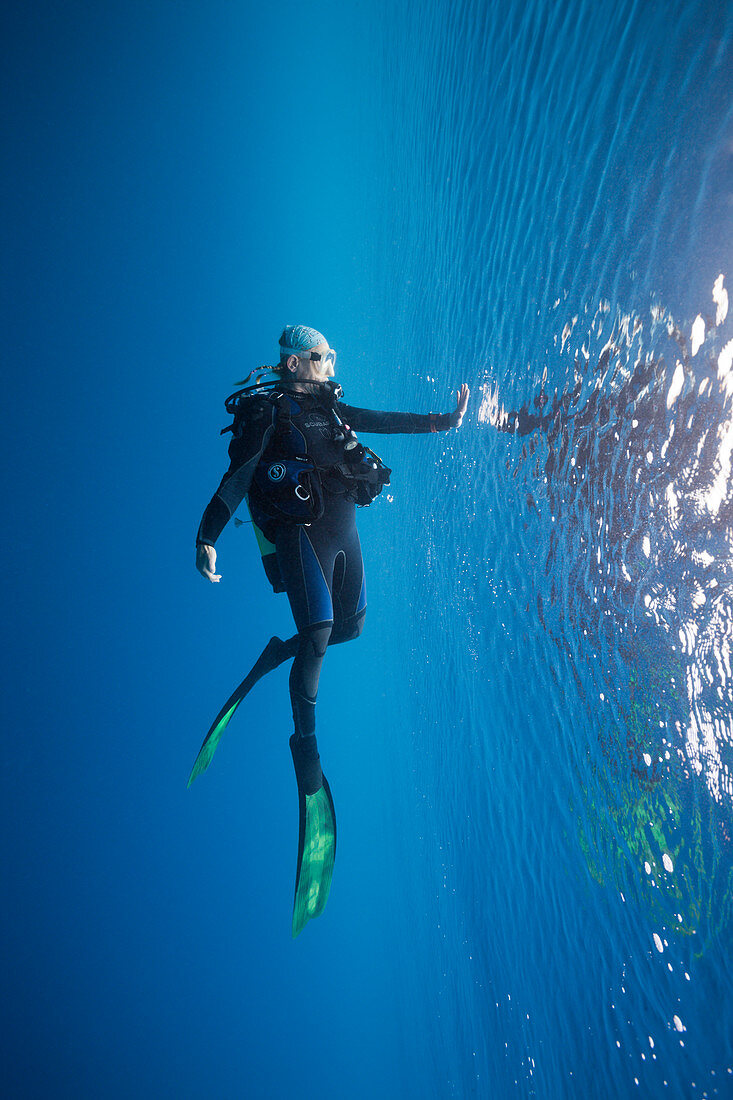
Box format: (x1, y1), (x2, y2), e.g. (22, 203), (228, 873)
(4, 0), (733, 1097)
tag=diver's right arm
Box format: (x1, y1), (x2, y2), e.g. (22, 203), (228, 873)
(195, 402), (275, 581)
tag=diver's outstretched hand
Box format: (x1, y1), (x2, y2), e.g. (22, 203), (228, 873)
(450, 383), (470, 428)
(196, 543), (222, 582)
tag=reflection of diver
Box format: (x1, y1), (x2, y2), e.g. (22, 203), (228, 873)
(493, 329), (733, 605)
(491, 328), (733, 945)
(192, 324), (470, 935)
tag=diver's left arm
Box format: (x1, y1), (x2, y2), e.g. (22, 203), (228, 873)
(338, 384), (470, 434)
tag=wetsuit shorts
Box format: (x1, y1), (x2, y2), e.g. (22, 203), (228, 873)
(274, 495), (367, 634)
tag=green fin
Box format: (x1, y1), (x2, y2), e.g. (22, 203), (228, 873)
(187, 697), (241, 786)
(291, 778), (336, 938)
(187, 636), (294, 787)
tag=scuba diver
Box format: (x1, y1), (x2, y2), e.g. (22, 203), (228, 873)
(191, 324), (470, 935)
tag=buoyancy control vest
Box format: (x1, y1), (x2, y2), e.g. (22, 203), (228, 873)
(223, 380), (390, 521)
(221, 380), (391, 590)
(249, 393), (326, 527)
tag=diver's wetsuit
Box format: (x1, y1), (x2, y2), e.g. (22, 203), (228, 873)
(197, 386), (452, 768)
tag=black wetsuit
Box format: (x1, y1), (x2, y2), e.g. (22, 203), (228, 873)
(197, 387), (451, 760)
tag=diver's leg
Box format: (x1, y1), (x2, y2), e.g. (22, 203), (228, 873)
(277, 505), (366, 651)
(288, 621), (333, 792)
(276, 525), (336, 792)
(330, 516), (367, 645)
(289, 622), (332, 739)
(329, 608), (366, 646)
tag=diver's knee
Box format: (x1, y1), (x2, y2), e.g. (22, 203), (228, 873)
(298, 622), (333, 659)
(331, 610), (366, 645)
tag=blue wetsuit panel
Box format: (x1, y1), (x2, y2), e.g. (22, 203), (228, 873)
(275, 496), (365, 633)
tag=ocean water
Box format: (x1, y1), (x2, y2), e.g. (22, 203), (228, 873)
(364, 0), (733, 1096)
(4, 0), (733, 1097)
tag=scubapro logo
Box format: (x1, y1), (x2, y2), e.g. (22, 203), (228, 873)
(267, 463), (286, 482)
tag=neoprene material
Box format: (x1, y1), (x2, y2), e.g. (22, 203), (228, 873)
(187, 636), (296, 786)
(289, 728), (323, 793)
(290, 735), (336, 938)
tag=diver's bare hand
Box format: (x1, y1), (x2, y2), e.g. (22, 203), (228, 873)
(196, 543), (222, 582)
(450, 383), (470, 428)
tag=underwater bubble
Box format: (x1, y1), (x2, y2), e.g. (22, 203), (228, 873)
(667, 362), (685, 408)
(690, 315), (705, 356)
(713, 274), (728, 325)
